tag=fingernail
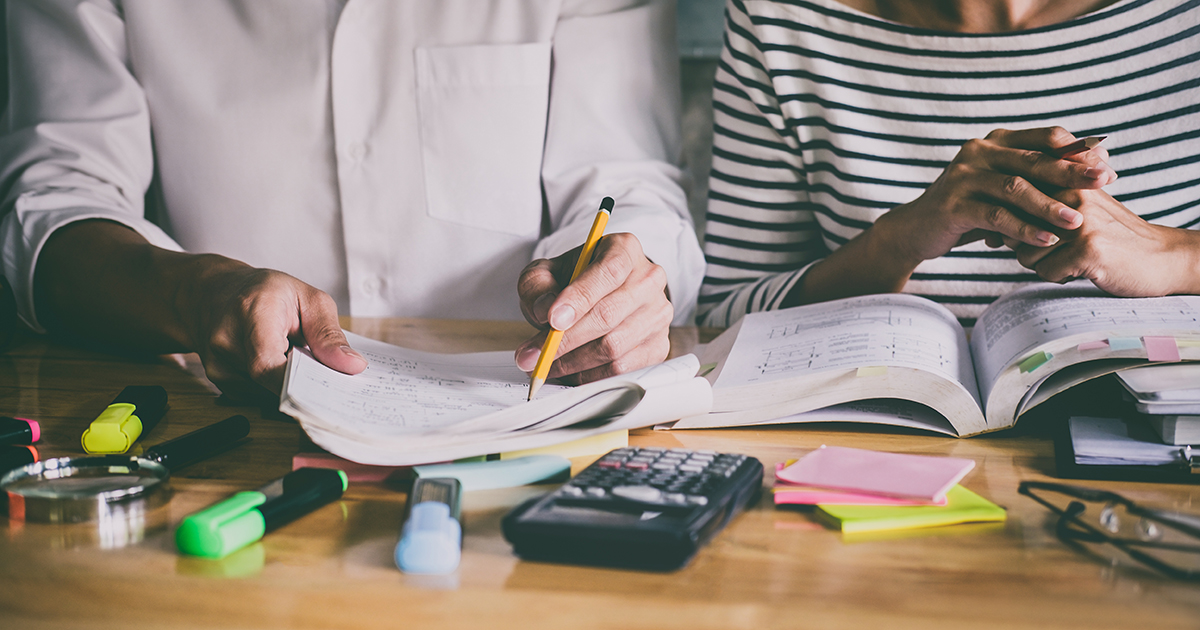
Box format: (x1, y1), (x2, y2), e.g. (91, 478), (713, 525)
(1058, 207), (1082, 225)
(516, 346), (541, 371)
(550, 304), (576, 330)
(1083, 167), (1106, 180)
(340, 345), (366, 362)
(532, 292), (556, 323)
(1037, 231), (1059, 245)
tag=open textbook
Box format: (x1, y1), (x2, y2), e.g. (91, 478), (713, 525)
(671, 283), (1200, 437)
(279, 332), (713, 465)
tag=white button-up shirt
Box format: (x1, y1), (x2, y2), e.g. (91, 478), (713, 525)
(1, 0), (703, 330)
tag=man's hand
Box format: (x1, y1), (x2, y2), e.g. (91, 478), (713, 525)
(515, 233), (672, 384)
(183, 258), (368, 399)
(1008, 188), (1200, 297)
(35, 220), (366, 402)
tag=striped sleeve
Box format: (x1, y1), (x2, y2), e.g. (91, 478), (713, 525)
(696, 0), (825, 327)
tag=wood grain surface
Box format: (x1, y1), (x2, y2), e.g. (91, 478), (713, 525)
(0, 319), (1196, 630)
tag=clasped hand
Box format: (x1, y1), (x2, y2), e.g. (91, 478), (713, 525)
(876, 127), (1115, 265)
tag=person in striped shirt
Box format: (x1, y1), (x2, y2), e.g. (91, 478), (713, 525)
(698, 0), (1200, 328)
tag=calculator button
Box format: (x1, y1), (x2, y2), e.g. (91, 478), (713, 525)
(686, 495), (709, 506)
(664, 493), (687, 505)
(625, 461), (649, 470)
(651, 462), (676, 471)
(640, 447), (665, 453)
(585, 487), (608, 498)
(559, 486), (585, 498)
(596, 460), (622, 468)
(611, 485), (664, 503)
(679, 464), (705, 473)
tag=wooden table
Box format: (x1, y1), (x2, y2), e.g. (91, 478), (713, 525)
(1, 319), (1197, 629)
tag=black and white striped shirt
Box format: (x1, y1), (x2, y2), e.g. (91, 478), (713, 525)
(697, 0), (1200, 328)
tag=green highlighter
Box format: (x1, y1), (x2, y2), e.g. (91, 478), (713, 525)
(177, 468), (348, 559)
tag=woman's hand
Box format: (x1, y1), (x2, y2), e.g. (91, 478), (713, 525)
(1008, 188), (1200, 297)
(875, 127), (1115, 266)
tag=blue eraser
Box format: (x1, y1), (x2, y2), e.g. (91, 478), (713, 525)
(396, 502), (462, 574)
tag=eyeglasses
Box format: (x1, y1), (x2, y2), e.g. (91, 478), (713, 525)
(1019, 481), (1200, 581)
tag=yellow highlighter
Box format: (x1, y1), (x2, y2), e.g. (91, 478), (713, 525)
(81, 386), (169, 454)
(527, 197), (613, 401)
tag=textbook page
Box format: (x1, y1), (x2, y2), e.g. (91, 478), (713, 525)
(970, 282), (1200, 406)
(282, 332), (571, 438)
(280, 332), (713, 464)
(711, 293), (979, 404)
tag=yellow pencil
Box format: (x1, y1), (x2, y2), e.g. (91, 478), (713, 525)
(527, 196), (614, 401)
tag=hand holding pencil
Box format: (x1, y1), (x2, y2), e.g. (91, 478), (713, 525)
(515, 197), (673, 398)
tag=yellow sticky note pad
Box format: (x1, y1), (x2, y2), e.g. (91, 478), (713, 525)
(856, 366), (888, 377)
(815, 485), (1006, 534)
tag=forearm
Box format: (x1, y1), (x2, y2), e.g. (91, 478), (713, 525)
(34, 219), (227, 353)
(781, 211), (922, 308)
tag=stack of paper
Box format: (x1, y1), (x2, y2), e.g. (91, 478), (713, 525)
(280, 332), (713, 465)
(774, 446), (1006, 534)
(1115, 364), (1200, 445)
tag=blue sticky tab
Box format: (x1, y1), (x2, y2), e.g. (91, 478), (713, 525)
(1108, 337), (1143, 351)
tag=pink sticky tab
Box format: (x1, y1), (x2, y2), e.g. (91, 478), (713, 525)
(1077, 340), (1109, 351)
(1144, 336), (1181, 362)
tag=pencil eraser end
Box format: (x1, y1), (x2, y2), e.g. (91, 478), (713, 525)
(600, 196), (614, 212)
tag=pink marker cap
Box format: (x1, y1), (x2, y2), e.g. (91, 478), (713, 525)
(18, 418), (39, 443)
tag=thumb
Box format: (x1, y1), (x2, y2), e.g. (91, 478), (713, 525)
(300, 290), (368, 375)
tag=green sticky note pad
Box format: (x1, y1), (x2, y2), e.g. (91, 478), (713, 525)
(1018, 351), (1052, 373)
(815, 485), (1006, 535)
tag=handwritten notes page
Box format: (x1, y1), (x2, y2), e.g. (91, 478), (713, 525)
(710, 293), (978, 401)
(281, 333), (712, 465)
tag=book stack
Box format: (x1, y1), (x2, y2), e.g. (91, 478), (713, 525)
(773, 446), (1006, 535)
(1116, 364), (1200, 446)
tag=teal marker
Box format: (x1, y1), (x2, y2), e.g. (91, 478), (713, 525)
(177, 468), (348, 559)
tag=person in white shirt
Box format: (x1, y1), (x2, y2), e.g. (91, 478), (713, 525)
(0, 0), (704, 399)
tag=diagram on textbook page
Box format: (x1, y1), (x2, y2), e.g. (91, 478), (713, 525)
(717, 294), (975, 391)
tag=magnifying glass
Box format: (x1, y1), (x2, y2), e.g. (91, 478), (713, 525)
(1, 414), (250, 523)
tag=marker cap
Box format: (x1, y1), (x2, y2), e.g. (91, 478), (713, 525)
(0, 417), (39, 446)
(81, 404), (142, 454)
(395, 501), (462, 574)
(82, 386), (169, 454)
(176, 491), (268, 559)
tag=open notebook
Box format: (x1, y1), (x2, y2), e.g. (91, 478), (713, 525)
(280, 332), (713, 465)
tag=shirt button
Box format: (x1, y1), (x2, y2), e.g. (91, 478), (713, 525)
(346, 143), (367, 163)
(362, 276), (383, 295)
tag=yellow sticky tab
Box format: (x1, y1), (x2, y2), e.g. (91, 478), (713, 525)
(81, 403), (143, 454)
(856, 366), (888, 377)
(1177, 339), (1200, 348)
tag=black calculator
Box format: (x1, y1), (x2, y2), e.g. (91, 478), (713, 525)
(502, 446), (763, 571)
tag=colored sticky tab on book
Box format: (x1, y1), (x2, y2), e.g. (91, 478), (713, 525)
(1177, 339), (1200, 348)
(1108, 337), (1143, 351)
(1077, 340), (1109, 351)
(1018, 351), (1052, 373)
(815, 485), (1006, 534)
(855, 366), (887, 377)
(1144, 336), (1181, 362)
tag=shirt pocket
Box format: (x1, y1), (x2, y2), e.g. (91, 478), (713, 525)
(415, 42), (552, 238)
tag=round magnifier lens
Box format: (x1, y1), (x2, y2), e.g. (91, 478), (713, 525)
(2, 456), (171, 523)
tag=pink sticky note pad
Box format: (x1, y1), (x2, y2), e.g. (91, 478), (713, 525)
(775, 446), (975, 503)
(773, 488), (947, 506)
(1077, 340), (1109, 351)
(292, 452), (411, 482)
(1144, 336), (1181, 362)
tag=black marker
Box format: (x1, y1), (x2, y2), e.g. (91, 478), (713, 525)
(0, 445), (38, 476)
